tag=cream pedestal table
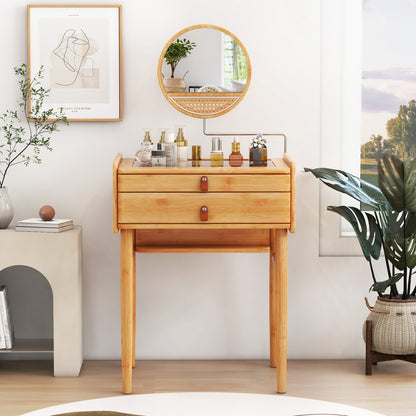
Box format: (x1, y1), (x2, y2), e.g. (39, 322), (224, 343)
(0, 227), (83, 376)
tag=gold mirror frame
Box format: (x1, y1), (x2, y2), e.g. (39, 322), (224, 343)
(157, 24), (251, 119)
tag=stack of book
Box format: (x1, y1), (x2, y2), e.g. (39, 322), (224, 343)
(0, 285), (14, 349)
(16, 218), (73, 233)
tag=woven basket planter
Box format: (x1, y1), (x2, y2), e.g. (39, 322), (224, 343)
(363, 297), (416, 355)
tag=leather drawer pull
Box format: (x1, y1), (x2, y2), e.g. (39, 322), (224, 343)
(200, 206), (208, 221)
(200, 176), (208, 191)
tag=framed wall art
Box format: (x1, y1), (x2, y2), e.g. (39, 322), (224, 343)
(27, 5), (122, 121)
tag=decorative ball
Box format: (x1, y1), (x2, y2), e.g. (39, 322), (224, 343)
(39, 205), (55, 221)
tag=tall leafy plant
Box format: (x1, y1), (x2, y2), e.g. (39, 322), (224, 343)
(164, 38), (196, 78)
(0, 64), (68, 188)
(306, 153), (416, 299)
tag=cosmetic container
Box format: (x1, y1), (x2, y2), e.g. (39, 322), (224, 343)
(152, 143), (166, 167)
(249, 134), (267, 167)
(164, 131), (176, 167)
(229, 138), (244, 167)
(175, 127), (188, 162)
(210, 137), (223, 167)
(192, 145), (201, 167)
(135, 130), (153, 167)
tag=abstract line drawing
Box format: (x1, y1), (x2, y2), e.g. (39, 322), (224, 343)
(52, 28), (95, 87)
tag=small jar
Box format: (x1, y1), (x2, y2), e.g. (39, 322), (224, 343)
(152, 144), (166, 167)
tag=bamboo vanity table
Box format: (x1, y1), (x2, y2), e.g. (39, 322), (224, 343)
(113, 25), (296, 394)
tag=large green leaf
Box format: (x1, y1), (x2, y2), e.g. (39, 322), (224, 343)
(377, 209), (416, 270)
(404, 155), (416, 214)
(305, 167), (390, 211)
(328, 206), (382, 261)
(378, 154), (416, 214)
(370, 272), (403, 293)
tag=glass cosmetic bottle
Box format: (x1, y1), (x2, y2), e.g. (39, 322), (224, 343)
(210, 137), (223, 167)
(175, 127), (188, 163)
(135, 130), (153, 167)
(249, 134), (267, 167)
(229, 138), (244, 167)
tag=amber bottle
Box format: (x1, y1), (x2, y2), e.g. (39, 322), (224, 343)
(229, 138), (244, 167)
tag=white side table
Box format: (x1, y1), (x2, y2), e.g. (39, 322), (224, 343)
(0, 227), (82, 376)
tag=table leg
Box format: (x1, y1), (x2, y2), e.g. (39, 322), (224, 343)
(132, 250), (136, 369)
(269, 229), (277, 368)
(120, 229), (135, 394)
(275, 229), (287, 394)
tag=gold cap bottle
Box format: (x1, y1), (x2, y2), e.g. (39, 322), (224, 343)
(143, 130), (153, 144)
(159, 130), (166, 145)
(175, 127), (188, 147)
(176, 127), (188, 162)
(231, 138), (240, 153)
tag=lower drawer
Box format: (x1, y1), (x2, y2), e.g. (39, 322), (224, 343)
(118, 193), (290, 224)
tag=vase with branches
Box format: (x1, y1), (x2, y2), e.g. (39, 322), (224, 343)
(0, 64), (68, 228)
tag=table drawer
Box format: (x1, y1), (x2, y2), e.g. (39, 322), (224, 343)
(118, 193), (290, 224)
(118, 174), (290, 192)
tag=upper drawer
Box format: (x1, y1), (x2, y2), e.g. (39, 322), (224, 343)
(118, 192), (290, 224)
(118, 174), (290, 192)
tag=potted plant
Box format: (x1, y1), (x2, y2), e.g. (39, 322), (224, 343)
(163, 38), (196, 93)
(306, 153), (416, 355)
(0, 64), (68, 228)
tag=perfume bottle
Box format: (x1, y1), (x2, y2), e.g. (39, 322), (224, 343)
(175, 127), (188, 162)
(249, 134), (267, 167)
(192, 145), (201, 167)
(135, 130), (153, 167)
(210, 137), (223, 167)
(229, 138), (244, 167)
(164, 131), (176, 167)
(152, 143), (166, 167)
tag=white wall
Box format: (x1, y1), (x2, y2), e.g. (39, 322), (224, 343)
(0, 0), (376, 360)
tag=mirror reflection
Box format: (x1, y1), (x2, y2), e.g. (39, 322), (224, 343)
(160, 28), (249, 94)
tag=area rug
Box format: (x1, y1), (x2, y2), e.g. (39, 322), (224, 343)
(19, 393), (386, 416)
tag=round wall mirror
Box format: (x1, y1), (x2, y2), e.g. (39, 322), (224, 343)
(157, 24), (251, 119)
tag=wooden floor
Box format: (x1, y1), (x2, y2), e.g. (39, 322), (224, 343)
(0, 359), (415, 416)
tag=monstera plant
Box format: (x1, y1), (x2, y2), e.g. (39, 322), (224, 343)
(306, 153), (416, 300)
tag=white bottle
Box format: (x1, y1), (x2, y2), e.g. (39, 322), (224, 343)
(164, 131), (177, 167)
(175, 127), (188, 162)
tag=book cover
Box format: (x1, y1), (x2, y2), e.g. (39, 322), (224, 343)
(0, 301), (6, 349)
(0, 285), (14, 349)
(16, 224), (74, 233)
(16, 218), (73, 228)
